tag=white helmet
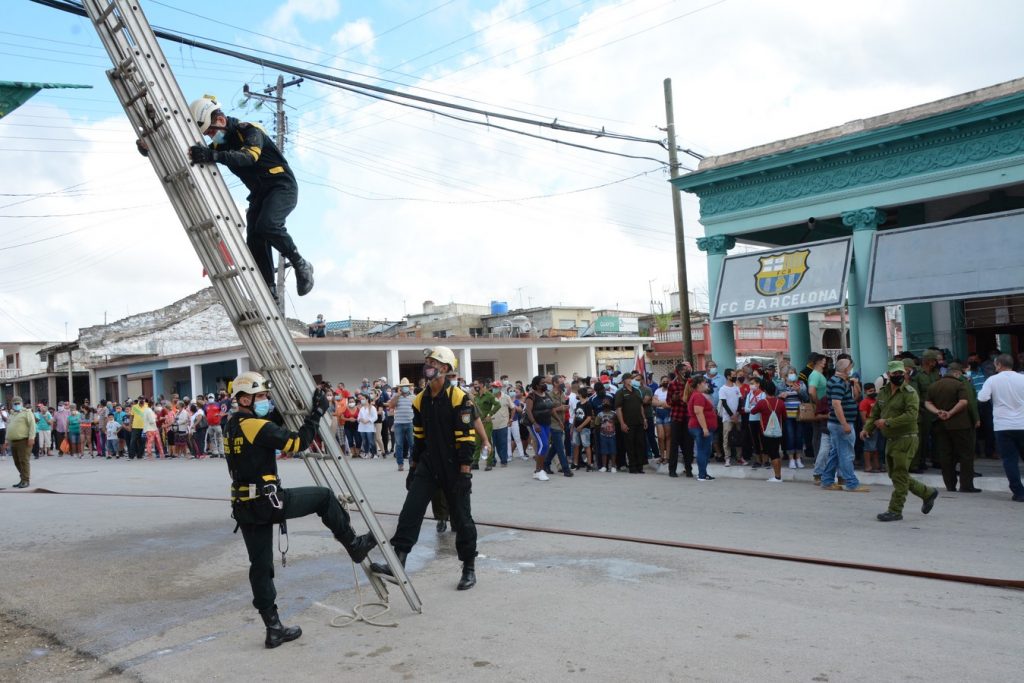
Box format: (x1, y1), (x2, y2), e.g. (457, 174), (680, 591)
(232, 371), (271, 397)
(189, 96), (220, 132)
(424, 346), (458, 371)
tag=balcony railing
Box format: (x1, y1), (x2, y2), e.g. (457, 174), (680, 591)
(654, 329), (706, 342)
(0, 368), (23, 379)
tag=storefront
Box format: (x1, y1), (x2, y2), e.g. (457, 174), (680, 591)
(673, 77), (1024, 379)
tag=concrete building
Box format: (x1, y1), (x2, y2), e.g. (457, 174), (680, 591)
(675, 77), (1024, 380)
(0, 340), (88, 406)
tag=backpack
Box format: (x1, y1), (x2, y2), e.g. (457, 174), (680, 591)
(763, 399), (782, 438)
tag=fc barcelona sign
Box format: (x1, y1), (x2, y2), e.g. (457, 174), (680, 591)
(712, 237), (852, 322)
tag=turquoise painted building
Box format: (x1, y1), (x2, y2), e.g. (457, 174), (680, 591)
(673, 78), (1024, 381)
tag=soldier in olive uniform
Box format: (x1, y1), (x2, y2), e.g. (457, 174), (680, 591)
(863, 361), (939, 522)
(910, 350), (942, 472)
(472, 383), (500, 470)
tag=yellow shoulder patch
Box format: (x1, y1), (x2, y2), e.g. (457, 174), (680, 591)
(412, 391), (424, 411)
(449, 385), (466, 408)
(239, 417), (269, 444)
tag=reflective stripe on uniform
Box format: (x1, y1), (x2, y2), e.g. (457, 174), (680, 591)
(245, 145), (261, 161)
(268, 165), (284, 174)
(239, 418), (269, 444)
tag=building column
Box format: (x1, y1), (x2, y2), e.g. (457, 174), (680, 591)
(118, 375), (128, 403)
(47, 375), (57, 407)
(697, 235), (737, 367)
(458, 348), (472, 383)
(87, 369), (99, 405)
(386, 349), (400, 385)
(29, 380), (37, 406)
(787, 312), (811, 370)
(586, 345), (598, 378)
(151, 370), (162, 400)
(236, 357), (250, 375)
(998, 333), (1013, 354)
(842, 208), (889, 382)
(846, 266), (862, 364)
(527, 346), (539, 378)
(189, 364), (202, 398)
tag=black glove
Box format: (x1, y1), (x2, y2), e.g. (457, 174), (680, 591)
(136, 139), (149, 157)
(189, 144), (217, 164)
(309, 388), (330, 421)
(405, 467), (415, 492)
(455, 472), (472, 495)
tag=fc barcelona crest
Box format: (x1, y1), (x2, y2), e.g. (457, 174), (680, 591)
(755, 249), (809, 296)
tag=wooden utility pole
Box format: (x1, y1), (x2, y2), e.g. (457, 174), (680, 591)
(664, 78), (693, 361)
(243, 75), (303, 315)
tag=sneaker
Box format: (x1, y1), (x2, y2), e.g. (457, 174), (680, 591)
(845, 485), (870, 493)
(609, 467), (617, 473)
(751, 462), (761, 469)
(697, 475), (715, 481)
(766, 477), (782, 483)
(484, 465), (493, 471)
(737, 459), (748, 466)
(563, 471), (574, 478)
(533, 470), (549, 481)
(795, 460), (805, 469)
(813, 474), (821, 483)
(822, 483), (843, 491)
(724, 460), (731, 467)
(788, 461), (797, 469)
(598, 467), (607, 473)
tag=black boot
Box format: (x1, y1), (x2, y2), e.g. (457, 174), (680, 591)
(292, 257), (315, 296)
(436, 518), (448, 533)
(369, 549), (407, 577)
(259, 606), (301, 649)
(341, 532), (377, 564)
(457, 560), (476, 591)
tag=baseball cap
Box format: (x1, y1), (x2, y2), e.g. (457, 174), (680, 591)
(887, 360), (907, 374)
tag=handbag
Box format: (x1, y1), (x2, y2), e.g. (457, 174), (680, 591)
(59, 437), (70, 454)
(797, 402), (816, 422)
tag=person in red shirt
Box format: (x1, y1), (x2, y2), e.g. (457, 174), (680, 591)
(686, 376), (719, 481)
(858, 383), (880, 473)
(751, 381), (788, 482)
(204, 394), (224, 457)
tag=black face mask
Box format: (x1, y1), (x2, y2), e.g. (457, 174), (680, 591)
(890, 374), (905, 386)
(423, 364), (439, 380)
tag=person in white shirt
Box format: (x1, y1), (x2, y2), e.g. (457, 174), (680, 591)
(718, 370), (745, 466)
(977, 353), (1024, 502)
(356, 396), (378, 458)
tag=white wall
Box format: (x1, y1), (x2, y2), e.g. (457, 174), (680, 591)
(304, 350), (389, 387)
(538, 346), (590, 378)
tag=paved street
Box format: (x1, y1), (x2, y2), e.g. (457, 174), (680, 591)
(1, 454), (1021, 682)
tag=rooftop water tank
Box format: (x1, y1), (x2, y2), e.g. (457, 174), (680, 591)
(490, 300), (509, 315)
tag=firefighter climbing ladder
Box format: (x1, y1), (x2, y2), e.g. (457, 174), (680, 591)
(81, 0), (421, 615)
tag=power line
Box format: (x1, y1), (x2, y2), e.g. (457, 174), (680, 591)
(30, 0), (681, 158)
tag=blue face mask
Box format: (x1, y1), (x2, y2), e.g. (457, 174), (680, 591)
(13, 404), (23, 412)
(253, 399), (271, 417)
(630, 379), (641, 389)
(707, 367), (718, 376)
(210, 129), (226, 145)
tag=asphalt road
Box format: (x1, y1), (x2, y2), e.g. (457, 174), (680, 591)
(1, 454), (1021, 682)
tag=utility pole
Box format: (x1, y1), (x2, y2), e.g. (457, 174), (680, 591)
(243, 75), (303, 315)
(664, 78), (693, 362)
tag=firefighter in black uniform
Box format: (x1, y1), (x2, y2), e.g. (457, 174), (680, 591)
(185, 96), (314, 301)
(226, 371), (376, 648)
(371, 347), (479, 590)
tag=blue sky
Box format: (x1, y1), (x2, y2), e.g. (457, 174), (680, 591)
(4, 0), (1024, 341)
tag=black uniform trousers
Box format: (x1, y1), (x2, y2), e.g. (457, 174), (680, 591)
(391, 461), (476, 562)
(668, 419), (694, 475)
(239, 485), (356, 611)
(246, 182), (300, 288)
(623, 422), (646, 473)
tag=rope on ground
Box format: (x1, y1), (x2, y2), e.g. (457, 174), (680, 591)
(327, 561), (396, 629)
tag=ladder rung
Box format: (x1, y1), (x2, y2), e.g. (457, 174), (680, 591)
(139, 120), (164, 139)
(97, 1), (117, 22)
(237, 315), (266, 327)
(208, 270), (240, 282)
(115, 55), (134, 77)
(163, 166), (190, 183)
(187, 218), (216, 234)
(125, 86), (148, 108)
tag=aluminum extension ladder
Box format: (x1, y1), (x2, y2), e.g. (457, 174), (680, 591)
(81, 0), (421, 614)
